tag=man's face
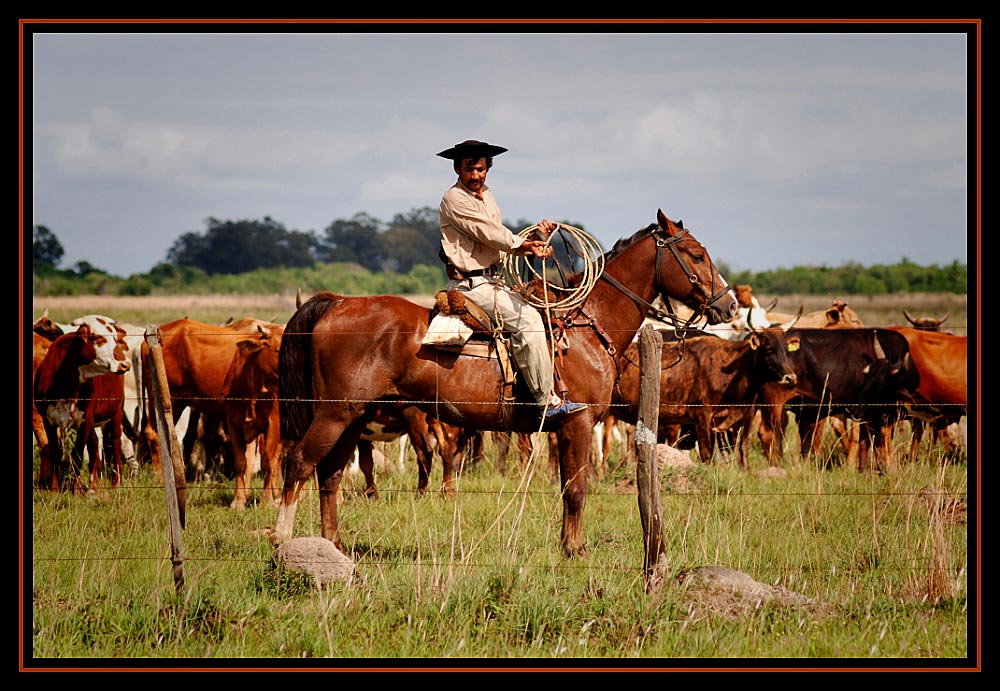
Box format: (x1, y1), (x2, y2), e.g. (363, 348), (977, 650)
(457, 157), (489, 194)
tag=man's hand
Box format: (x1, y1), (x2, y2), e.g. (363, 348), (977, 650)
(536, 219), (557, 235)
(518, 218), (556, 258)
(521, 239), (553, 260)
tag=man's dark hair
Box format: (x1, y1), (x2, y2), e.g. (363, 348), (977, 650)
(454, 156), (494, 172)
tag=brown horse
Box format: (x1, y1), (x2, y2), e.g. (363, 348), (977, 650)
(273, 209), (738, 557)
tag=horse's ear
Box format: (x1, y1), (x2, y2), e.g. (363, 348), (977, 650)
(656, 208), (683, 231)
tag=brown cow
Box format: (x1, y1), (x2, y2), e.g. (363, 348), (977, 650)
(792, 299), (864, 329)
(902, 309), (952, 333)
(222, 329), (284, 510)
(733, 284), (778, 312)
(613, 325), (798, 468)
(31, 332), (56, 467)
(887, 327), (967, 459)
(32, 310), (65, 341)
(170, 317), (289, 479)
(141, 318), (250, 483)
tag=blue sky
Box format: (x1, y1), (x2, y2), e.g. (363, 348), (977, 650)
(26, 22), (976, 278)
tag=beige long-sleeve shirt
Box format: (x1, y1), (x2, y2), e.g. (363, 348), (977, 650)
(439, 180), (526, 272)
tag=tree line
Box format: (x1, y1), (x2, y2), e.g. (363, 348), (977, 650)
(31, 214), (968, 297)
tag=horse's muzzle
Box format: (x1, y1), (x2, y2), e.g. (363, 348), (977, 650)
(704, 294), (740, 325)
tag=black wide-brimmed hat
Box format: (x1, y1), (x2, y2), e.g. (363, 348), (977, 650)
(436, 139), (508, 160)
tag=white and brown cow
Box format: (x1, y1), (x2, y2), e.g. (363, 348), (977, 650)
(32, 315), (132, 492)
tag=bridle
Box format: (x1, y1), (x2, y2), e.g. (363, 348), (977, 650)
(598, 224), (731, 329)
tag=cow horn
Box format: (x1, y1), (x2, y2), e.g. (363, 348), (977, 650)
(937, 313), (950, 326)
(746, 306), (759, 332)
(903, 308), (917, 325)
(780, 305), (803, 331)
(873, 332), (886, 360)
(764, 297), (779, 312)
(296, 287), (304, 309)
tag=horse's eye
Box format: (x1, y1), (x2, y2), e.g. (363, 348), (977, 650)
(692, 254), (704, 263)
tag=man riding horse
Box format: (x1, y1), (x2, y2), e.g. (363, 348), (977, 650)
(437, 139), (588, 422)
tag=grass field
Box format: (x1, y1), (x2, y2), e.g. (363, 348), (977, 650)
(24, 292), (976, 669)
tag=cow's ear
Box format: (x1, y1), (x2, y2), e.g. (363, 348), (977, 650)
(748, 334), (760, 350)
(786, 337), (800, 352)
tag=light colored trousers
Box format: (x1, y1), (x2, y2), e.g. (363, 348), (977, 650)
(448, 276), (553, 407)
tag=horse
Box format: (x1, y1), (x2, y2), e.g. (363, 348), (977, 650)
(273, 208), (738, 557)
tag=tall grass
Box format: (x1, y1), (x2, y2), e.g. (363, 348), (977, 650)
(27, 427), (970, 666)
(26, 293), (973, 667)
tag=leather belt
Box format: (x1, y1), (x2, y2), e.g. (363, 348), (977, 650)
(446, 264), (498, 280)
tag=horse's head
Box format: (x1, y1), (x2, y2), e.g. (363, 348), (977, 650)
(649, 209), (738, 325)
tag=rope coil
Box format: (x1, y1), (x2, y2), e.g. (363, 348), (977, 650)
(501, 223), (605, 311)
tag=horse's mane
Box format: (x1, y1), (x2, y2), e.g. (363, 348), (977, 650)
(605, 223), (657, 262)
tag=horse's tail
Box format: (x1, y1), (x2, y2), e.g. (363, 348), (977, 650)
(280, 292), (343, 441)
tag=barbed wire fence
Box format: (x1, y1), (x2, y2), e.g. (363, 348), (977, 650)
(27, 321), (970, 590)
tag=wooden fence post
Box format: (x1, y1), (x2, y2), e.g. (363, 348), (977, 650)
(144, 326), (186, 592)
(636, 325), (669, 593)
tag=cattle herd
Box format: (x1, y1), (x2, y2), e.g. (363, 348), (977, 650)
(30, 284), (968, 511)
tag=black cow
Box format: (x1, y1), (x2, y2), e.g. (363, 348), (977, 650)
(756, 328), (918, 472)
(612, 325), (798, 468)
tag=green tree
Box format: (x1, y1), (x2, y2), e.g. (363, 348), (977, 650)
(382, 207), (442, 272)
(379, 225), (437, 273)
(317, 213), (385, 271)
(33, 225), (64, 268)
(167, 217), (316, 275)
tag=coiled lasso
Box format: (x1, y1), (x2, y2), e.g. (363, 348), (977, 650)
(500, 223), (605, 311)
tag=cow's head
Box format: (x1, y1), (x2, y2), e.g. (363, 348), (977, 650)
(71, 314), (131, 378)
(747, 327), (798, 388)
(903, 309), (950, 332)
(826, 300), (864, 328)
(848, 332), (920, 422)
(734, 284), (757, 309)
(32, 309), (65, 341)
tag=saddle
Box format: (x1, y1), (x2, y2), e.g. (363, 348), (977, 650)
(424, 289), (570, 349)
(422, 288), (574, 415)
(423, 290), (518, 407)
(423, 290), (512, 362)
(426, 290), (494, 343)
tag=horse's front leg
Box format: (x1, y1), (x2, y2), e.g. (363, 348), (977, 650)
(555, 412), (592, 557)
